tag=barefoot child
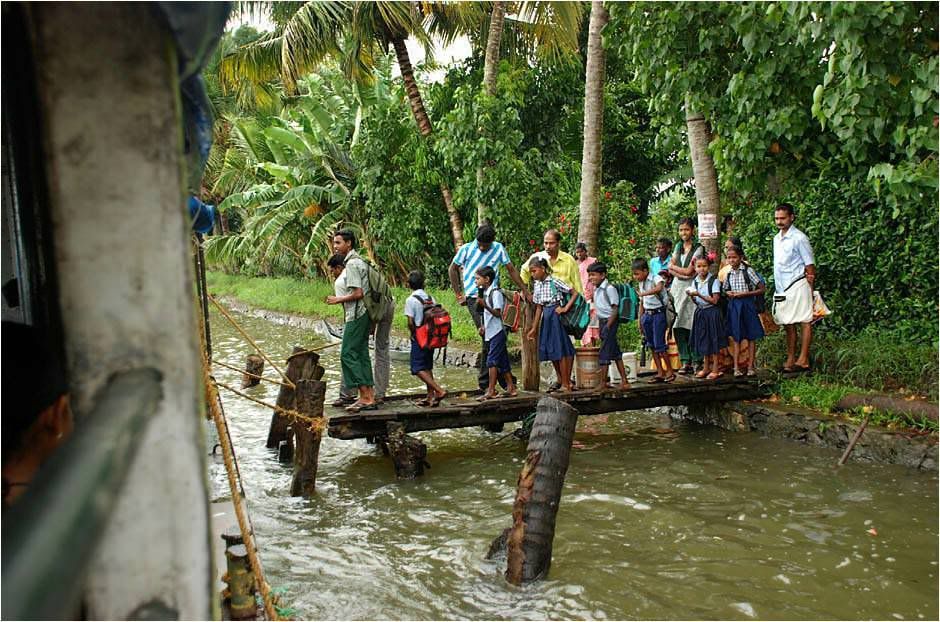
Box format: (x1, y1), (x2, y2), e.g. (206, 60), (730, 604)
(587, 262), (630, 390)
(633, 258), (674, 383)
(475, 266), (517, 400)
(689, 256), (725, 380)
(722, 244), (765, 376)
(403, 270), (447, 407)
(526, 257), (576, 392)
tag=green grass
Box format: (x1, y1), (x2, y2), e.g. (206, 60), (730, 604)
(757, 325), (938, 400)
(777, 376), (938, 434)
(206, 271), (488, 347)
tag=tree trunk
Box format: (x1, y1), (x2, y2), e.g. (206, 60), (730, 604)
(505, 396), (579, 584)
(391, 37), (465, 250)
(685, 99), (721, 262)
(476, 1), (506, 225)
(576, 0), (608, 256)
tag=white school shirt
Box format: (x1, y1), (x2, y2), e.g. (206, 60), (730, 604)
(404, 289), (432, 327)
(693, 276), (721, 308)
(592, 280), (619, 318)
(481, 287), (505, 342)
(639, 274), (666, 309)
(773, 225), (815, 294)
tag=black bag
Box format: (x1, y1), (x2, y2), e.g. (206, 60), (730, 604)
(740, 262), (767, 313)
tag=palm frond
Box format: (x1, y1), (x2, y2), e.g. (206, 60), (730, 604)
(281, 1), (349, 92)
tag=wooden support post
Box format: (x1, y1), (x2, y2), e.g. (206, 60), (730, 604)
(385, 422), (430, 479)
(241, 355), (264, 388)
(277, 427), (293, 463)
(266, 346), (322, 448)
(521, 301), (540, 392)
(502, 396), (579, 585)
(290, 379), (326, 497)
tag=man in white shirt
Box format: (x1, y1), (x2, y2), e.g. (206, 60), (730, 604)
(772, 203), (817, 372)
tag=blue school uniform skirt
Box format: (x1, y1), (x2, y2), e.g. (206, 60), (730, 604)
(726, 297), (765, 342)
(640, 309), (668, 353)
(598, 317), (623, 365)
(486, 329), (512, 374)
(409, 338), (434, 375)
(538, 304), (576, 361)
(691, 305), (725, 356)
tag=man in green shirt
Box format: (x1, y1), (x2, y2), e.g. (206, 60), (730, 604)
(326, 230), (377, 411)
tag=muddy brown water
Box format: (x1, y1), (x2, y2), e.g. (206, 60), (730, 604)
(207, 307), (938, 620)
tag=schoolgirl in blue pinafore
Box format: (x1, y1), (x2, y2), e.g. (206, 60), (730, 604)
(690, 273), (725, 357)
(534, 277), (576, 361)
(723, 263), (765, 344)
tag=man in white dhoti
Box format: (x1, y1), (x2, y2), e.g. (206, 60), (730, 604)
(772, 203), (816, 372)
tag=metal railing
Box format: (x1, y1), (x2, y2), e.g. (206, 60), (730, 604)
(1, 368), (162, 620)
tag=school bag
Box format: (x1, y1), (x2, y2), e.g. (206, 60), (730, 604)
(548, 280), (590, 339)
(615, 283), (640, 322)
(347, 255), (394, 324)
(487, 287), (522, 333)
(706, 274), (727, 316)
(595, 283), (640, 323)
(412, 295), (452, 350)
(740, 262), (767, 313)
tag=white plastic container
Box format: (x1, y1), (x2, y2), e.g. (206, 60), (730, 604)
(609, 351), (639, 383)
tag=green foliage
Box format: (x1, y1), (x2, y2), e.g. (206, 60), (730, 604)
(610, 2), (938, 208)
(778, 377), (855, 413)
(729, 176), (937, 337)
(758, 324), (938, 399)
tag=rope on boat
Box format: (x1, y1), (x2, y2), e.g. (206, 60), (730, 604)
(197, 291), (280, 619)
(205, 362), (281, 621)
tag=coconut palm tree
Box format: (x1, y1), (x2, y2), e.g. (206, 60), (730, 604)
(576, 1), (608, 254)
(219, 1), (470, 250)
(475, 1), (584, 224)
(685, 100), (721, 262)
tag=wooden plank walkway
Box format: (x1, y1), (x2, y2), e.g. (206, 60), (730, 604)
(327, 372), (771, 440)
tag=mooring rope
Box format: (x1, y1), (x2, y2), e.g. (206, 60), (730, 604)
(207, 294), (294, 388)
(210, 358), (295, 389)
(216, 380), (326, 437)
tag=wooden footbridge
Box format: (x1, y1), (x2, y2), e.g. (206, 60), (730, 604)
(327, 372), (771, 440)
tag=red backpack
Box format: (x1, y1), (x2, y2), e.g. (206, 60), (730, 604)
(413, 295), (451, 350)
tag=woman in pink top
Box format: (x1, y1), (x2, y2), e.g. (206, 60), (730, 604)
(575, 242), (600, 346)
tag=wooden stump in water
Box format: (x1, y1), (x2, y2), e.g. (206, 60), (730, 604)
(290, 379), (326, 497)
(385, 422), (430, 479)
(265, 346), (322, 448)
(241, 354), (264, 388)
(521, 301), (540, 392)
(277, 427), (293, 463)
(503, 396), (579, 585)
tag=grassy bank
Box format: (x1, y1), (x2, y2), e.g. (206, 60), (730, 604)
(756, 326), (938, 433)
(206, 271), (487, 347)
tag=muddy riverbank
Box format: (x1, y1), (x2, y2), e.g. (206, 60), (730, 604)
(672, 401), (938, 471)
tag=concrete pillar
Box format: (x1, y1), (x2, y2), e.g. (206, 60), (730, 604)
(30, 3), (212, 618)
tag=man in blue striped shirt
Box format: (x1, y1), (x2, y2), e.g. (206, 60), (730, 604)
(449, 223), (530, 390)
